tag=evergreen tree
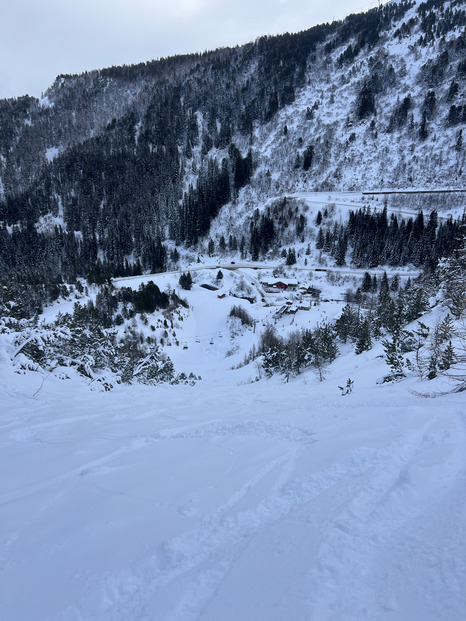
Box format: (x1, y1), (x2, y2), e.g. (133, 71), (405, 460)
(356, 82), (375, 120)
(355, 319), (372, 354)
(376, 272), (396, 331)
(219, 236), (227, 254)
(316, 228), (325, 250)
(286, 248), (297, 265)
(301, 323), (338, 381)
(361, 271), (373, 293)
(382, 328), (407, 380)
(455, 129), (463, 152)
(179, 271), (193, 290)
(335, 304), (360, 343)
(262, 340), (285, 378)
(302, 145), (314, 171)
(335, 234), (347, 267)
(440, 228), (466, 318)
(439, 341), (456, 371)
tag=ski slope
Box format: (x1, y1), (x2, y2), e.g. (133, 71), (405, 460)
(1, 332), (466, 621)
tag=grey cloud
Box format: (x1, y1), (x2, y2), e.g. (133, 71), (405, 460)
(0, 0), (379, 99)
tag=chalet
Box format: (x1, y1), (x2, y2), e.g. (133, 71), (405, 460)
(261, 280), (298, 292)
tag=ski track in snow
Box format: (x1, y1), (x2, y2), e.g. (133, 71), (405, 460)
(308, 412), (466, 621)
(2, 356), (466, 620)
(68, 447), (301, 621)
(49, 405), (466, 621)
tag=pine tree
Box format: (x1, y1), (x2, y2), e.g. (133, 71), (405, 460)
(439, 341), (456, 371)
(361, 271), (373, 293)
(355, 319), (372, 354)
(335, 304), (359, 343)
(410, 321), (430, 374)
(382, 330), (406, 381)
(262, 341), (285, 378)
(286, 248), (297, 265)
(356, 82), (376, 120)
(335, 234), (347, 267)
(419, 111), (428, 141)
(455, 129), (463, 152)
(377, 272), (396, 331)
(179, 272), (193, 290)
(316, 228), (325, 250)
(302, 323), (338, 381)
(302, 145), (314, 171)
(218, 236), (227, 255)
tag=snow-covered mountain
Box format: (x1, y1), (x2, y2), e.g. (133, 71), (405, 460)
(0, 0), (465, 285)
(1, 2), (466, 618)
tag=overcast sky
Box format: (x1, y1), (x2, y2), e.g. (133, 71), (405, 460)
(1, 0), (384, 100)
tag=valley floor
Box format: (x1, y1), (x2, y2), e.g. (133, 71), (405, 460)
(1, 343), (465, 621)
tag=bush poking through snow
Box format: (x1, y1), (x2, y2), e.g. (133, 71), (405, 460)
(229, 305), (253, 327)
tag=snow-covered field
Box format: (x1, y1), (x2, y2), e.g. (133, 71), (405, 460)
(1, 304), (466, 620)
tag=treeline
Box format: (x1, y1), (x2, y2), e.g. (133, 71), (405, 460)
(176, 147), (252, 245)
(316, 207), (464, 270)
(0, 139), (253, 284)
(0, 278), (172, 323)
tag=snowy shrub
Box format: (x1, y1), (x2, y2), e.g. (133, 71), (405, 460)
(229, 305), (253, 327)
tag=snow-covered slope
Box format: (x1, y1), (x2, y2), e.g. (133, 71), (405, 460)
(1, 328), (465, 620)
(1, 263), (466, 620)
(238, 2), (465, 197)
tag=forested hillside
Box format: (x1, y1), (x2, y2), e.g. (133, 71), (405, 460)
(0, 0), (464, 290)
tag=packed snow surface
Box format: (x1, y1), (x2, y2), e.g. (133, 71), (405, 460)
(1, 331), (466, 621)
